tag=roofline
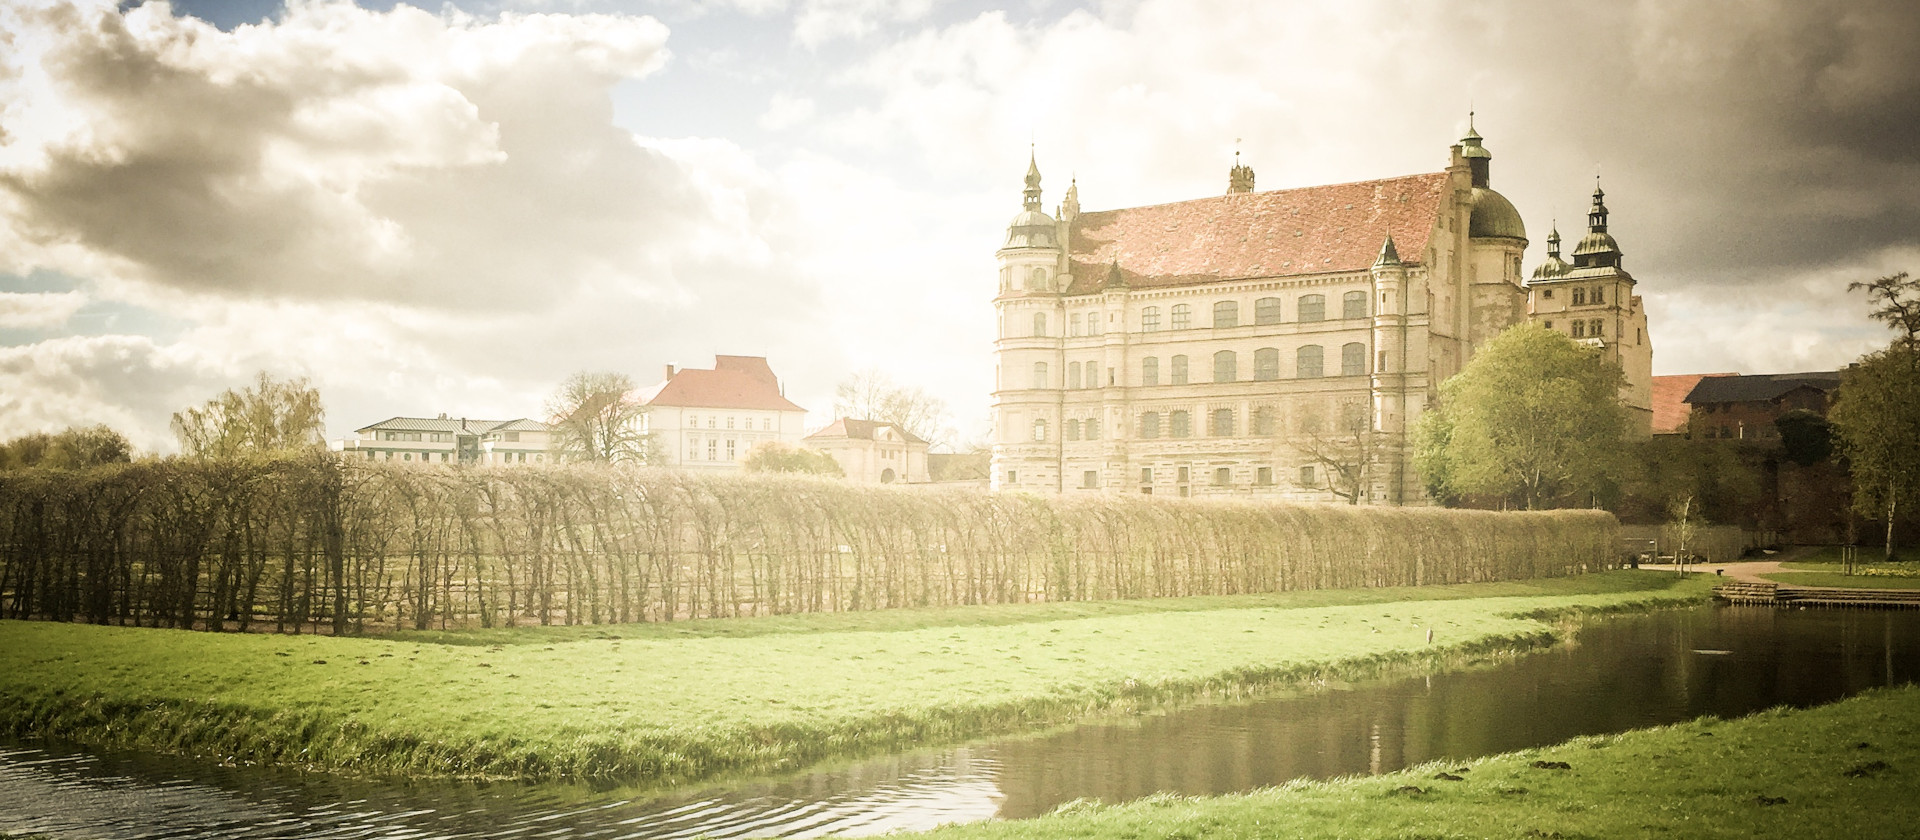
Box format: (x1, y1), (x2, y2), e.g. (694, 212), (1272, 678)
(1073, 170), (1448, 217)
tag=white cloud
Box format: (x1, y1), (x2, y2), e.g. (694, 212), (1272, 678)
(759, 91), (816, 130)
(0, 334), (222, 450)
(793, 0), (939, 49)
(0, 291), (85, 329)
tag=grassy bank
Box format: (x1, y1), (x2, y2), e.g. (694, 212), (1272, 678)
(1763, 572), (1920, 589)
(913, 684), (1920, 839)
(0, 571), (1712, 786)
(1772, 550), (1920, 588)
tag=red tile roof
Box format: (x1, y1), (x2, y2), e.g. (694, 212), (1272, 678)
(805, 418), (928, 444)
(1651, 373), (1737, 434)
(644, 356), (805, 412)
(1064, 172), (1449, 294)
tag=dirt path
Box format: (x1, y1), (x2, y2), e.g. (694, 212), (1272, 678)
(1639, 546), (1823, 584)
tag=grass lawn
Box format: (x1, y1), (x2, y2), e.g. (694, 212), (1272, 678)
(911, 685), (1920, 840)
(0, 571), (1712, 785)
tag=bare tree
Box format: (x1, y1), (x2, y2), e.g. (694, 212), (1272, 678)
(171, 372), (326, 459)
(833, 368), (951, 448)
(547, 371), (653, 464)
(1294, 407), (1381, 505)
(1849, 271), (1920, 349)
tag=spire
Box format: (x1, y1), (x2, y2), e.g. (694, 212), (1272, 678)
(1060, 176), (1080, 220)
(1460, 111), (1491, 188)
(1587, 178), (1609, 232)
(1227, 142), (1255, 194)
(1547, 222), (1562, 258)
(1531, 220), (1572, 281)
(1373, 232), (1401, 268)
(1104, 258), (1126, 289)
(1023, 148), (1043, 211)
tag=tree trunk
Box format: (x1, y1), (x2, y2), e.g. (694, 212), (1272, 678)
(1887, 484), (1898, 563)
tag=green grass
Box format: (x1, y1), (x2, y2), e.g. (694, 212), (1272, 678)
(0, 571), (1712, 786)
(911, 685), (1920, 840)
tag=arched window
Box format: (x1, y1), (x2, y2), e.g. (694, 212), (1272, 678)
(1252, 406), (1276, 436)
(1254, 347), (1280, 380)
(1171, 304), (1191, 329)
(1213, 350), (1237, 382)
(1170, 354), (1189, 385)
(1089, 359), (1103, 387)
(1255, 297), (1283, 325)
(1032, 312), (1047, 337)
(1572, 288), (1587, 306)
(1033, 418), (1048, 441)
(1297, 345), (1325, 378)
(1069, 313), (1083, 336)
(1140, 412), (1161, 439)
(1067, 361), (1081, 389)
(1141, 306), (1161, 332)
(1029, 267), (1049, 291)
(1593, 286), (1605, 304)
(1213, 301), (1239, 328)
(1087, 311), (1102, 335)
(1298, 294), (1326, 322)
(1170, 410), (1192, 438)
(1032, 361), (1049, 389)
(1085, 416), (1101, 440)
(1142, 356), (1159, 386)
(1211, 407), (1234, 437)
(1064, 419), (1080, 441)
(1343, 290), (1368, 320)
(1342, 342), (1367, 376)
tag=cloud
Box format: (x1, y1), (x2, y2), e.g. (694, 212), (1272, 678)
(759, 91), (816, 130)
(0, 291), (86, 329)
(0, 0), (696, 311)
(793, 0), (939, 49)
(0, 334), (222, 450)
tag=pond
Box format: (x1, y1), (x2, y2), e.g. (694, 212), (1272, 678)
(2, 605), (1915, 838)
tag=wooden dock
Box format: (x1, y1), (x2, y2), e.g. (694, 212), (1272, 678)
(1712, 581), (1920, 609)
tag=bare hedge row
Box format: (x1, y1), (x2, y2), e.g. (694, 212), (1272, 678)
(0, 457), (1620, 634)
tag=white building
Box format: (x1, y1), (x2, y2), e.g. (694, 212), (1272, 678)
(804, 419), (930, 484)
(340, 415), (555, 466)
(641, 355), (809, 471)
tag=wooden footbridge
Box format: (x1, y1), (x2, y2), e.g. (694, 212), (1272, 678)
(1712, 581), (1920, 610)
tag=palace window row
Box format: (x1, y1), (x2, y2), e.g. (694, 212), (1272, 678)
(1570, 319), (1605, 338)
(1138, 292), (1368, 332)
(1570, 286), (1606, 307)
(1137, 343), (1366, 384)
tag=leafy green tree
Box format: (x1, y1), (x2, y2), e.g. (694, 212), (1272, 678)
(1414, 324), (1631, 509)
(743, 441), (844, 476)
(171, 373), (326, 458)
(0, 425), (132, 470)
(546, 371), (653, 464)
(1775, 409), (1834, 467)
(1619, 436), (1763, 526)
(1829, 344), (1920, 561)
(1848, 271), (1919, 348)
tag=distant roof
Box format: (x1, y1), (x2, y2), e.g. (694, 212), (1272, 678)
(1684, 371), (1843, 405)
(805, 418), (927, 444)
(643, 355), (806, 412)
(1062, 171), (1449, 295)
(1652, 373), (1737, 433)
(356, 416), (550, 434)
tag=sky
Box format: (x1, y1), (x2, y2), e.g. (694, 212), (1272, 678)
(0, 0), (1915, 454)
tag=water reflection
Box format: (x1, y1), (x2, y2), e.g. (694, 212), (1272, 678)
(2, 606), (1914, 838)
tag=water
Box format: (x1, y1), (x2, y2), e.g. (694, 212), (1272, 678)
(3, 606), (1915, 838)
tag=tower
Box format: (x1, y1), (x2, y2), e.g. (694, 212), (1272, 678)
(992, 152), (1068, 491)
(1527, 180), (1654, 434)
(1369, 234), (1413, 503)
(1459, 117), (1529, 354)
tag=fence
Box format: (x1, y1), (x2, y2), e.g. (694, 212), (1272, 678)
(0, 457), (1621, 634)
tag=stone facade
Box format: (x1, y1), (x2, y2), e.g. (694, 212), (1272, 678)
(1523, 184), (1656, 434)
(990, 125), (1575, 502)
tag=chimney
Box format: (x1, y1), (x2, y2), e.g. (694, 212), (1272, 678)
(663, 364), (676, 380)
(438, 412), (448, 420)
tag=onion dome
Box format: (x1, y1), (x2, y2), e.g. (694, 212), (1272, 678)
(1570, 181), (1623, 269)
(1468, 187), (1527, 240)
(1531, 224), (1571, 280)
(1004, 150), (1059, 248)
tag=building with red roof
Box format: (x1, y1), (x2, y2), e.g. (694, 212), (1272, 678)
(641, 356), (809, 471)
(993, 123), (1654, 501)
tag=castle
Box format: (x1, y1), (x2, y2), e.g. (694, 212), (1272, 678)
(989, 123), (1651, 501)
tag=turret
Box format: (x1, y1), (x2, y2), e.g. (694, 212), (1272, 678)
(1227, 150), (1255, 194)
(1570, 180), (1623, 270)
(1530, 223), (1571, 281)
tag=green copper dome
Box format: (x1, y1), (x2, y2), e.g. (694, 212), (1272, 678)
(1468, 188), (1526, 241)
